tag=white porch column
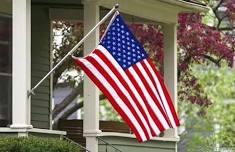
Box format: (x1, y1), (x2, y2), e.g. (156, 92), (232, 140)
(10, 0), (32, 130)
(163, 23), (178, 138)
(83, 1), (101, 152)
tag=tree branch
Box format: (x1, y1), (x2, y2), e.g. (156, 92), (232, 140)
(219, 27), (235, 31)
(52, 101), (83, 129)
(60, 101), (84, 120)
(52, 94), (106, 129)
(217, 15), (227, 29)
(213, 0), (224, 12)
(52, 83), (83, 119)
(53, 83), (107, 120)
(178, 56), (191, 79)
(58, 94), (106, 120)
(202, 54), (222, 67)
(212, 0), (225, 29)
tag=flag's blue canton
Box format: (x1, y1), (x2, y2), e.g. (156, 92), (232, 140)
(100, 14), (148, 70)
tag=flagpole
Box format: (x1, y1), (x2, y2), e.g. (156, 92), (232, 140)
(28, 4), (119, 96)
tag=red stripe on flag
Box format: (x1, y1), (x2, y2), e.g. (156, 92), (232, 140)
(132, 63), (172, 128)
(85, 56), (151, 140)
(74, 58), (144, 142)
(125, 69), (165, 132)
(140, 60), (172, 128)
(94, 50), (156, 137)
(147, 58), (180, 126)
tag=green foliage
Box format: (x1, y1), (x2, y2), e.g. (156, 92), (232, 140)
(193, 65), (235, 148)
(52, 21), (84, 88)
(186, 135), (213, 152)
(0, 136), (80, 152)
(194, 65), (235, 101)
(99, 99), (122, 121)
(179, 65), (235, 151)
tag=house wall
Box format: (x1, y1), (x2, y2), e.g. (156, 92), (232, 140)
(31, 4), (51, 129)
(30, 1), (83, 129)
(30, 1), (84, 129)
(98, 136), (176, 152)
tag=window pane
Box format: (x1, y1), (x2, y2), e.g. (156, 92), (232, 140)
(0, 16), (12, 73)
(0, 0), (12, 126)
(0, 76), (11, 126)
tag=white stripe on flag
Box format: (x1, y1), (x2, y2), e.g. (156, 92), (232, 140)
(89, 53), (152, 138)
(127, 67), (170, 130)
(144, 60), (177, 128)
(97, 45), (162, 135)
(136, 62), (165, 112)
(79, 58), (147, 141)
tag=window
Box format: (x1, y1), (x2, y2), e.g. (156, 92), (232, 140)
(0, 0), (12, 126)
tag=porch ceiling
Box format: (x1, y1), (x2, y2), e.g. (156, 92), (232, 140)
(99, 0), (209, 23)
(31, 0), (209, 23)
(160, 0), (208, 12)
(0, 0), (12, 15)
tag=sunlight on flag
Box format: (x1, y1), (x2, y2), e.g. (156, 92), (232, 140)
(73, 12), (180, 142)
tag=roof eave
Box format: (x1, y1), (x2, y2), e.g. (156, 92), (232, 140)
(159, 0), (210, 12)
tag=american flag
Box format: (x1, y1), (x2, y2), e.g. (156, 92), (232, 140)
(73, 12), (180, 142)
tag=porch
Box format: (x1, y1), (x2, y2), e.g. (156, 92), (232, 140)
(58, 119), (178, 152)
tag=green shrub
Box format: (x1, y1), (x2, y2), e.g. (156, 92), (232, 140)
(0, 136), (80, 152)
